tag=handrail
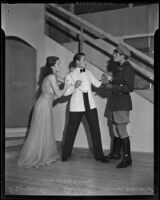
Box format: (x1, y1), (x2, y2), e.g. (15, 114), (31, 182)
(46, 11), (154, 81)
(120, 33), (154, 39)
(48, 3), (154, 66)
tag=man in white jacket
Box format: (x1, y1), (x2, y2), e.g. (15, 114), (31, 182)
(61, 52), (109, 163)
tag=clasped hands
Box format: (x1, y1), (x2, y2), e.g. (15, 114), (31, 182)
(64, 79), (82, 89)
(66, 73), (113, 90)
(73, 74), (113, 89)
(101, 73), (113, 89)
(74, 80), (82, 89)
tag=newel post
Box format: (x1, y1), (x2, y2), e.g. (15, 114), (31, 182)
(78, 25), (84, 53)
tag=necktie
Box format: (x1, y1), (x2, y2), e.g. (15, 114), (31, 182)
(80, 68), (85, 73)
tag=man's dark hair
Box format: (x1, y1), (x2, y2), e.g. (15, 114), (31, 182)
(124, 55), (129, 60)
(73, 52), (85, 64)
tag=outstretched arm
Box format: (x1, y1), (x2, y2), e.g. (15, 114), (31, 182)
(49, 75), (69, 98)
(89, 71), (102, 88)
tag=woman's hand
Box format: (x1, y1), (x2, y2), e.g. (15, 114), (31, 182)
(74, 80), (82, 89)
(101, 73), (109, 84)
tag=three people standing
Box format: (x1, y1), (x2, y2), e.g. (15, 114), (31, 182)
(17, 44), (135, 169)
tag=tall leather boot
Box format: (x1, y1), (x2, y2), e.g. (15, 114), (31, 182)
(116, 137), (132, 168)
(106, 136), (122, 159)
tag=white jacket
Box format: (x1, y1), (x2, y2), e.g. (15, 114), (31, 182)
(64, 68), (102, 112)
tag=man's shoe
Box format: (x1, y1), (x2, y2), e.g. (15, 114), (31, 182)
(97, 156), (109, 163)
(61, 156), (68, 162)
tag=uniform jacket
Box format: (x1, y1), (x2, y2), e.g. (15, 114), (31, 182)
(64, 68), (101, 112)
(109, 61), (135, 111)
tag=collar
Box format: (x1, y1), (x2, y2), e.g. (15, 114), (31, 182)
(120, 60), (128, 67)
(76, 67), (86, 73)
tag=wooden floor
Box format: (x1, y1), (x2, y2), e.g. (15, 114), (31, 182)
(4, 146), (153, 196)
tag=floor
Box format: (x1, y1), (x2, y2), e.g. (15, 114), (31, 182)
(4, 147), (154, 196)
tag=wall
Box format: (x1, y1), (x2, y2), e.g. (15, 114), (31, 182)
(5, 37), (37, 127)
(45, 37), (153, 153)
(79, 4), (159, 37)
(1, 3), (46, 81)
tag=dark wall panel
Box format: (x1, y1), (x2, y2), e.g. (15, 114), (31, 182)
(5, 37), (36, 128)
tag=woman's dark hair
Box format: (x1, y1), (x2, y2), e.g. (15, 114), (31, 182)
(43, 56), (59, 78)
(73, 52), (85, 65)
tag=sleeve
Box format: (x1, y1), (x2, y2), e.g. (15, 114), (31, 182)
(112, 65), (135, 94)
(89, 71), (102, 88)
(64, 74), (75, 96)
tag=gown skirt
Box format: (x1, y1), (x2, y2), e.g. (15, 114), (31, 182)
(17, 94), (60, 168)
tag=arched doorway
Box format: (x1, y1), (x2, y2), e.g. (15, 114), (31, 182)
(5, 36), (36, 128)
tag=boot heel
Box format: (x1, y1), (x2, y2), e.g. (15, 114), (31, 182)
(116, 157), (132, 168)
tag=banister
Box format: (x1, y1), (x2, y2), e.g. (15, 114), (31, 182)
(46, 12), (154, 81)
(48, 3), (154, 66)
(79, 24), (84, 53)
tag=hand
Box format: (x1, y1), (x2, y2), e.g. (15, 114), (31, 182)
(101, 73), (109, 84)
(107, 72), (113, 82)
(105, 83), (113, 89)
(74, 80), (82, 88)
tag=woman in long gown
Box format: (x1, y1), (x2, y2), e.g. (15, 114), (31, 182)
(17, 56), (69, 168)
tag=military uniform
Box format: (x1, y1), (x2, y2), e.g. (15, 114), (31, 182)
(105, 44), (135, 168)
(109, 61), (135, 111)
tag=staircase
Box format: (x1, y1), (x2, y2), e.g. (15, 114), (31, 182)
(5, 128), (26, 159)
(45, 3), (154, 103)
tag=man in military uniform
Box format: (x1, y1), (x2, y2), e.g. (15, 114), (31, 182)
(103, 44), (135, 168)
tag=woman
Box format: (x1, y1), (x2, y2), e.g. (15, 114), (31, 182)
(17, 56), (70, 168)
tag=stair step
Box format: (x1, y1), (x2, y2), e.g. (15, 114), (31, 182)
(6, 138), (25, 147)
(5, 146), (22, 159)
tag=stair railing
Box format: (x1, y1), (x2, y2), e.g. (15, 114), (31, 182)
(46, 4), (154, 83)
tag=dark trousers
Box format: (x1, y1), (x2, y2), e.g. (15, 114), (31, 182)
(61, 108), (105, 159)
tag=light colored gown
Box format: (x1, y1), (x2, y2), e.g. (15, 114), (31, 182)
(17, 75), (60, 168)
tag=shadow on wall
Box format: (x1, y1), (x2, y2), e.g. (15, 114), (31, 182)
(5, 35), (36, 128)
(25, 65), (46, 137)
